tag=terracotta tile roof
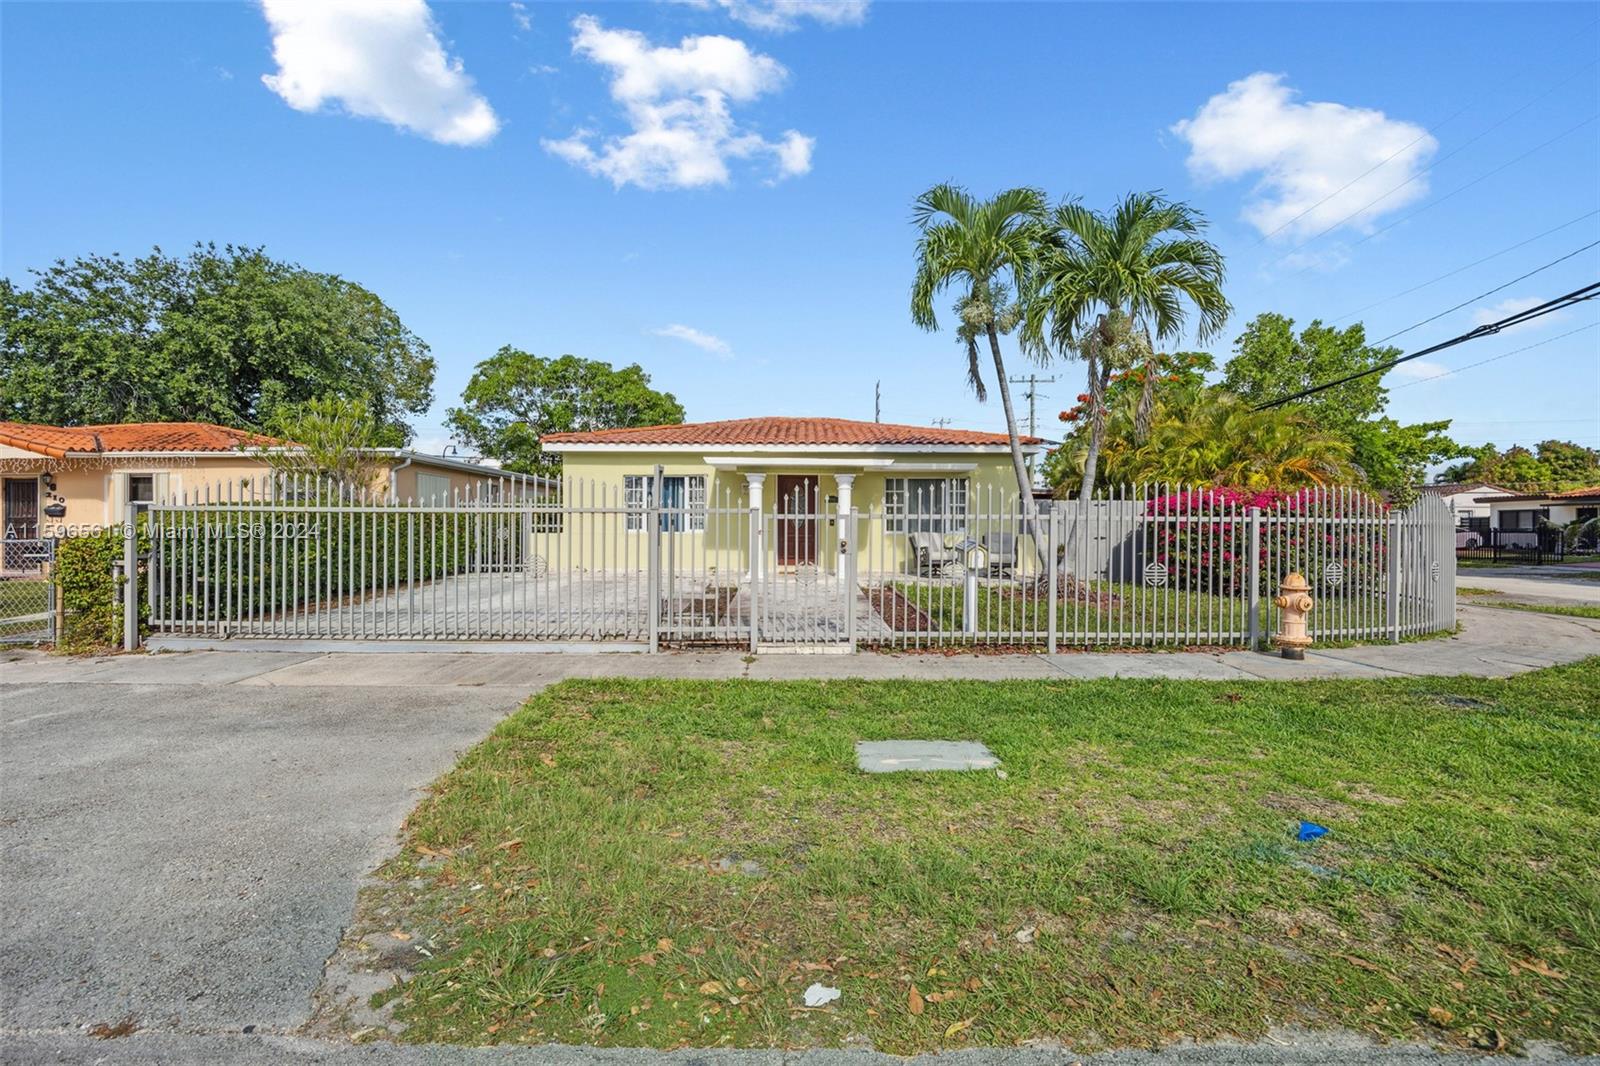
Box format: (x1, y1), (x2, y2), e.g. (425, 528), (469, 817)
(1477, 484), (1600, 503)
(541, 417), (1040, 448)
(0, 421), (280, 459)
(1419, 481), (1510, 495)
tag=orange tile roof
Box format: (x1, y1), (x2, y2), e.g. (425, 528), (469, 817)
(1480, 484), (1600, 503)
(0, 421), (280, 459)
(542, 417), (1040, 448)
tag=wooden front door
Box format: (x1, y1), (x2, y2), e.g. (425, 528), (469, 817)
(775, 475), (818, 566)
(3, 478), (39, 540)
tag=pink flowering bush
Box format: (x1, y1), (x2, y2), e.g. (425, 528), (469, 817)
(1144, 487), (1388, 596)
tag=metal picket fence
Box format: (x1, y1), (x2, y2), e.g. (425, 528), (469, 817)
(1, 538), (55, 644)
(135, 474), (1456, 652)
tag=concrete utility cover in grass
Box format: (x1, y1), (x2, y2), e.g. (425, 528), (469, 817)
(855, 740), (999, 773)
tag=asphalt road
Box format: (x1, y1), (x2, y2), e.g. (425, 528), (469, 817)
(0, 673), (516, 1040)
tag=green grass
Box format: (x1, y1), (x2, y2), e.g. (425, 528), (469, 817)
(1478, 601), (1600, 620)
(1456, 586), (1503, 597)
(363, 664), (1600, 1054)
(0, 578), (49, 637)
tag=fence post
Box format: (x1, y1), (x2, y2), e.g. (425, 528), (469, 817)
(647, 465), (663, 653)
(963, 563), (978, 637)
(746, 473), (764, 653)
(1045, 509), (1059, 655)
(843, 508), (857, 653)
(1246, 507), (1262, 650)
(122, 500), (139, 651)
(1386, 511), (1401, 644)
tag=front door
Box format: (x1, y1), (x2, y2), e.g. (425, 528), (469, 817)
(3, 478), (39, 541)
(775, 475), (818, 566)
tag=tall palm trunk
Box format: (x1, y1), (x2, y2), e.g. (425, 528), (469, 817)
(985, 323), (1045, 563)
(1077, 346), (1107, 501)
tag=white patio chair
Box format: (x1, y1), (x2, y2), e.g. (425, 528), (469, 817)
(982, 532), (1017, 576)
(908, 532), (959, 576)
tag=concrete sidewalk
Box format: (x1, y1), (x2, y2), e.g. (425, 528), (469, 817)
(4, 604), (1596, 690)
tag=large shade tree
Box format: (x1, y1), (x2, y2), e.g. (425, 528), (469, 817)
(446, 347), (684, 476)
(0, 244), (435, 444)
(1023, 193), (1231, 499)
(909, 184), (1049, 529)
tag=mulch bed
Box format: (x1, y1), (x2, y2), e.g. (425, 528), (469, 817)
(864, 584), (936, 632)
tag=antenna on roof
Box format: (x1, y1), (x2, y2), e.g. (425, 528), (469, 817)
(874, 381), (881, 423)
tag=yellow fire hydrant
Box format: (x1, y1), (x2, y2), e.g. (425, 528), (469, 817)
(1272, 572), (1315, 660)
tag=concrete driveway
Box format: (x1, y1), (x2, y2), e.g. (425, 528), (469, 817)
(0, 662), (517, 1043)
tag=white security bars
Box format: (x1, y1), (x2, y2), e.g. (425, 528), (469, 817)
(141, 476), (1456, 651)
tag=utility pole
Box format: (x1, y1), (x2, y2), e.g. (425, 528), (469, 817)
(874, 381), (881, 423)
(1007, 374), (1056, 479)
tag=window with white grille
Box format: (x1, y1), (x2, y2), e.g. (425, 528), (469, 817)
(625, 475), (706, 532)
(884, 477), (969, 534)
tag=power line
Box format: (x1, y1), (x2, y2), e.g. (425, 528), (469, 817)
(1269, 63), (1598, 259)
(1389, 321), (1599, 390)
(1326, 210), (1600, 325)
(1367, 240), (1600, 347)
(1254, 283), (1600, 409)
(1285, 113), (1599, 280)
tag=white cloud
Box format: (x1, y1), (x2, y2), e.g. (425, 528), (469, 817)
(1471, 296), (1565, 334)
(542, 16), (812, 189)
(1171, 73), (1436, 240)
(652, 323), (733, 357)
(1276, 245), (1350, 274)
(259, 0), (499, 147)
(678, 0), (870, 32)
(510, 2), (531, 31)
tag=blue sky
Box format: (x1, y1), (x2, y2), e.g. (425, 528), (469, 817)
(3, 1), (1597, 461)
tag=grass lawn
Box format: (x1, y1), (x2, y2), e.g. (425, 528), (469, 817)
(362, 663), (1600, 1055)
(0, 577), (50, 637)
(1477, 601), (1600, 620)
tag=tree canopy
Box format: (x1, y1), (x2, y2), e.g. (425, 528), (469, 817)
(0, 244), (435, 444)
(1221, 313), (1462, 500)
(445, 348), (685, 476)
(1440, 440), (1600, 490)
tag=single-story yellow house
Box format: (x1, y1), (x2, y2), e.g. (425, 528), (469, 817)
(0, 421), (541, 572)
(541, 416), (1044, 575)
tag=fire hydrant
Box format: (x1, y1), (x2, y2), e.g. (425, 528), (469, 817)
(1272, 572), (1315, 660)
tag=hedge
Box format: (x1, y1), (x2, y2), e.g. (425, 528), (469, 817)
(148, 507), (520, 624)
(53, 523), (150, 653)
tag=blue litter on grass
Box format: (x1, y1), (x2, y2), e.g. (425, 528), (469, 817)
(1297, 820), (1330, 842)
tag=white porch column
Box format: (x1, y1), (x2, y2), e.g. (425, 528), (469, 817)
(834, 473), (855, 518)
(745, 472), (766, 582)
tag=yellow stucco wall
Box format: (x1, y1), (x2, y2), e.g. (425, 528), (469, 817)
(0, 453), (522, 539)
(549, 449), (1041, 575)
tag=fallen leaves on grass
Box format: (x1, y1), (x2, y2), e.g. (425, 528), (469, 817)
(1509, 957), (1565, 980)
(907, 986), (925, 1015)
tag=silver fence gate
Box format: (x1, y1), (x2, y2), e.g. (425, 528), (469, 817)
(1, 538), (56, 644)
(143, 477), (1456, 652)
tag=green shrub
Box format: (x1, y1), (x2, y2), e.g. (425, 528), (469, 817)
(53, 523), (149, 653)
(147, 507), (518, 624)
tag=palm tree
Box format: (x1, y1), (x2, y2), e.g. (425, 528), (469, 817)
(910, 183), (1049, 534)
(1048, 384), (1357, 490)
(1023, 192), (1231, 499)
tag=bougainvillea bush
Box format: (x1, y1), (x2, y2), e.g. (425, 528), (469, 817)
(1145, 488), (1388, 596)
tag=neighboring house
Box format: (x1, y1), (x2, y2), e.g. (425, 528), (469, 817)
(1474, 484), (1600, 547)
(0, 421), (539, 571)
(1420, 481), (1513, 547)
(541, 416), (1043, 573)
